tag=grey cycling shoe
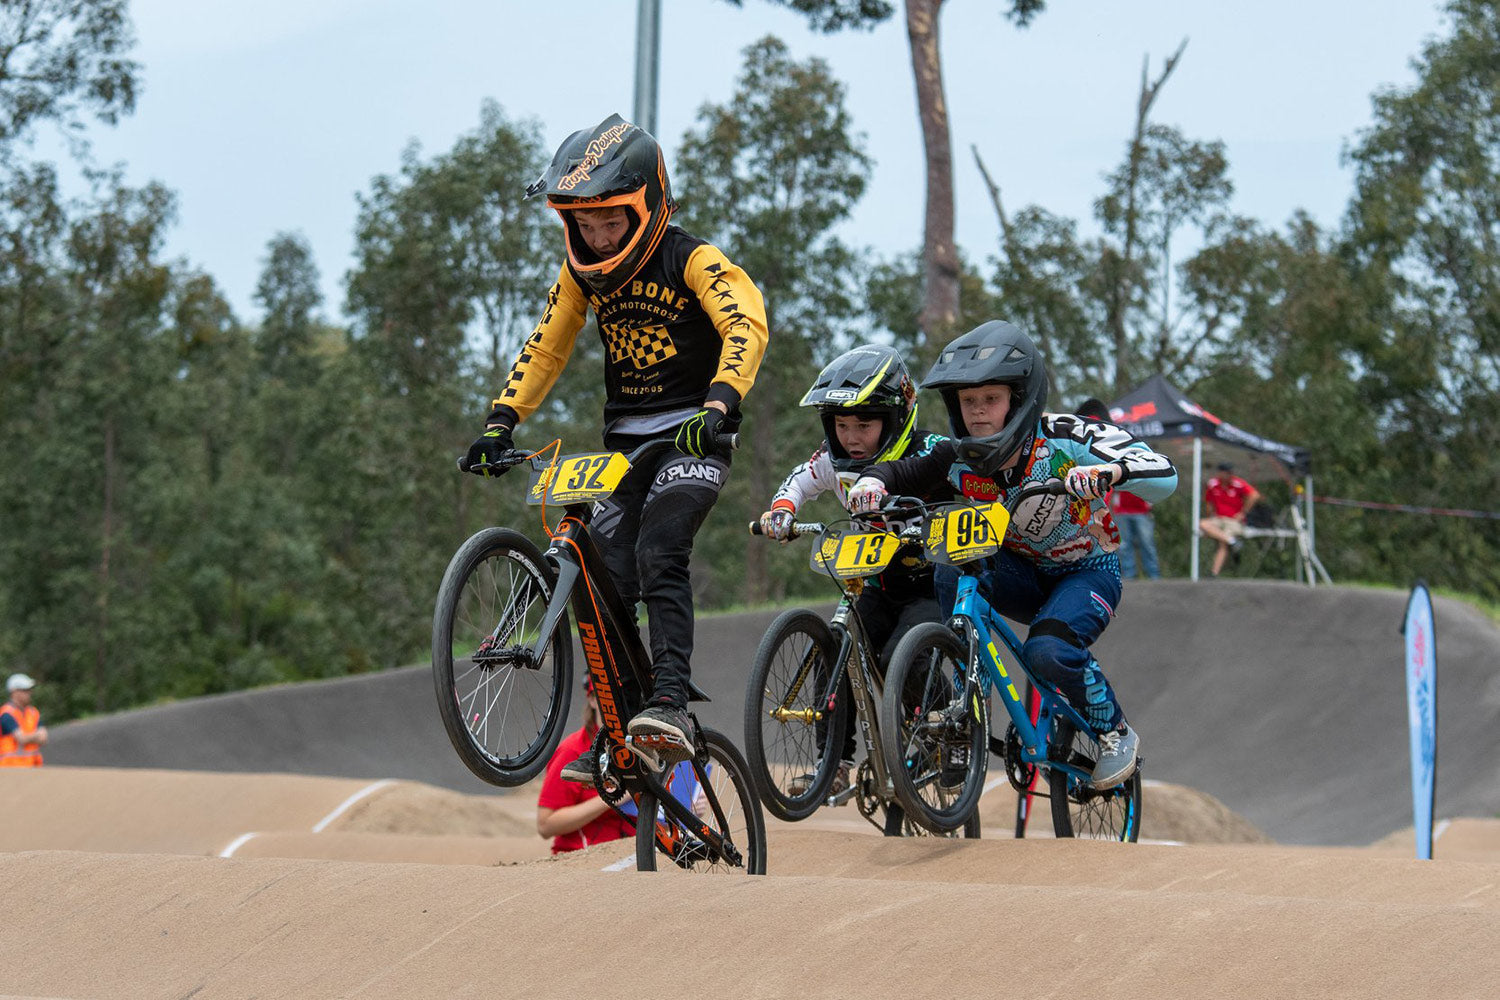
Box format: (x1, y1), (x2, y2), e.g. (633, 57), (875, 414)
(1091, 723), (1140, 789)
(560, 749), (597, 784)
(628, 702), (695, 762)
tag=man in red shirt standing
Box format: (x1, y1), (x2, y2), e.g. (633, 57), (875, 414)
(1200, 462), (1261, 577)
(536, 678), (635, 854)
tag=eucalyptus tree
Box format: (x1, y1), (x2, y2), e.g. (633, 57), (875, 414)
(0, 0), (138, 159)
(1341, 0), (1500, 596)
(723, 0), (1044, 345)
(344, 102), (558, 655)
(673, 35), (872, 603)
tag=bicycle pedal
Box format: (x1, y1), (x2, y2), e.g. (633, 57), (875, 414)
(826, 787), (856, 808)
(625, 733), (691, 768)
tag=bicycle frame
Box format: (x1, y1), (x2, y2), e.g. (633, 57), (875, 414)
(757, 517), (913, 827)
(522, 440), (743, 867)
(818, 590), (907, 822)
(949, 569), (1101, 790)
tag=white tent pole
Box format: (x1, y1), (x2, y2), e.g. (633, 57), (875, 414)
(1191, 436), (1202, 581)
(1305, 474), (1315, 559)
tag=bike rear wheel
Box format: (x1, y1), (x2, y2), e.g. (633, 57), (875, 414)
(880, 622), (989, 834)
(637, 727), (767, 874)
(883, 801), (982, 839)
(432, 527), (572, 787)
(743, 609), (851, 822)
(1047, 719), (1143, 841)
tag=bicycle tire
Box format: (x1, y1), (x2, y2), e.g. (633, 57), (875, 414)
(1047, 719), (1143, 842)
(883, 801), (982, 839)
(880, 622), (989, 834)
(636, 727), (767, 875)
(431, 527), (572, 787)
(743, 609), (850, 822)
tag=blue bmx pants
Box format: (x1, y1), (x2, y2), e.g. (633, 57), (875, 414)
(935, 552), (1125, 732)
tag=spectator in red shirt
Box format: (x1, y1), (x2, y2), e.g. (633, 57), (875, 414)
(536, 677), (635, 854)
(1077, 398), (1161, 580)
(1200, 462), (1261, 577)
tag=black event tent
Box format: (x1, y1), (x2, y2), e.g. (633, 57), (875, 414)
(1105, 374), (1320, 582)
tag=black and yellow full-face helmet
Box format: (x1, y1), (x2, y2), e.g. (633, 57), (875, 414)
(923, 320), (1049, 477)
(800, 345), (918, 473)
(526, 113), (676, 297)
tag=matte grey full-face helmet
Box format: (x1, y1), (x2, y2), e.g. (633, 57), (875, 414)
(922, 320), (1049, 477)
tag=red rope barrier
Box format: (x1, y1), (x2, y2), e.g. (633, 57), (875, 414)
(1312, 495), (1500, 521)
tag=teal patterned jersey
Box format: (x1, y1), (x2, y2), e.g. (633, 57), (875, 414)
(866, 413), (1178, 571)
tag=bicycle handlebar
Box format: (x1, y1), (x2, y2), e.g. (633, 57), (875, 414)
(747, 520), (826, 539)
(461, 430), (739, 478)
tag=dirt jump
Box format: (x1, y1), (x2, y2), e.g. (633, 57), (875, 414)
(4, 579), (1498, 997)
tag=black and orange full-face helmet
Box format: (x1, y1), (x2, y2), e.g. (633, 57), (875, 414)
(526, 113), (677, 297)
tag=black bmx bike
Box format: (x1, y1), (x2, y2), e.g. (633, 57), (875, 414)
(744, 515), (980, 838)
(432, 437), (767, 874)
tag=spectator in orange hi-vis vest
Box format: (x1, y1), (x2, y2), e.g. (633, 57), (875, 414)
(0, 673), (46, 767)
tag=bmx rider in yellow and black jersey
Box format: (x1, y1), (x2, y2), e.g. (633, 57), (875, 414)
(460, 114), (768, 779)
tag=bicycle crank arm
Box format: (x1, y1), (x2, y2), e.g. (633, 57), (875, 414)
(624, 733), (692, 773)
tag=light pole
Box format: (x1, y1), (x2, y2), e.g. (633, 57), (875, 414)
(633, 0), (661, 135)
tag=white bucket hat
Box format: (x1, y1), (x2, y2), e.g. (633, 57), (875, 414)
(6, 673), (36, 693)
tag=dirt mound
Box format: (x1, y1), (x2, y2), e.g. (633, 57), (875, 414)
(3, 845), (1498, 998)
(337, 780), (538, 839)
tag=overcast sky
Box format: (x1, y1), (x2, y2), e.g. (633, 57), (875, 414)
(46, 0), (1450, 325)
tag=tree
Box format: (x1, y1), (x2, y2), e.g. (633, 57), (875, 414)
(347, 100), (553, 394)
(0, 0), (138, 158)
(253, 231), (321, 380)
(724, 0), (1044, 345)
(674, 35), (873, 603)
(1340, 0), (1500, 596)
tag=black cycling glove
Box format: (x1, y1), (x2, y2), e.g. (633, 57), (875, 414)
(459, 424), (515, 476)
(674, 408), (726, 459)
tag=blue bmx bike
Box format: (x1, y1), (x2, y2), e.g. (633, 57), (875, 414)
(876, 483), (1143, 840)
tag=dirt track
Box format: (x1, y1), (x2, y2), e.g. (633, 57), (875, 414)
(6, 579), (1499, 997)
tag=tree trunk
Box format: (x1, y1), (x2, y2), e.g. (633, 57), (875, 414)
(907, 0), (960, 346)
(1110, 41), (1186, 396)
(96, 417), (114, 714)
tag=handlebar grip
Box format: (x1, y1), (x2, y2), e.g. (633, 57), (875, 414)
(748, 520), (825, 538)
(716, 431), (740, 452)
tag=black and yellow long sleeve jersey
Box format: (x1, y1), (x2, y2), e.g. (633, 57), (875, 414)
(492, 226), (768, 431)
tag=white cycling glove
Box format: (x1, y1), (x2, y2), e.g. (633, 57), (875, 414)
(1063, 463), (1120, 501)
(759, 507), (795, 541)
(846, 477), (889, 514)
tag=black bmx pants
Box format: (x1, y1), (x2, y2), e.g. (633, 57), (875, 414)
(593, 435), (731, 710)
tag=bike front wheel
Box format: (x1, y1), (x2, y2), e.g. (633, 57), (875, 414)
(431, 527), (572, 787)
(743, 609), (851, 822)
(880, 622), (989, 834)
(637, 727), (767, 874)
(1047, 719), (1143, 841)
